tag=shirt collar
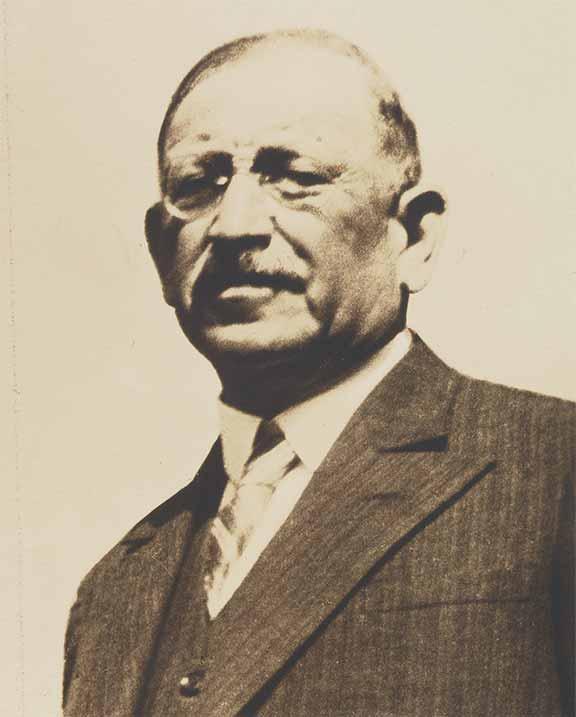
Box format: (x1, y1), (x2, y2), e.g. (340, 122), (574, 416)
(219, 328), (412, 478)
(218, 402), (262, 483)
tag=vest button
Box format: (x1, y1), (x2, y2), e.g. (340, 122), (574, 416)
(178, 668), (206, 697)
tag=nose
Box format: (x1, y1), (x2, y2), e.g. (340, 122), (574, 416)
(207, 173), (272, 247)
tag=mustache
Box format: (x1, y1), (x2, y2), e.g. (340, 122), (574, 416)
(194, 250), (306, 295)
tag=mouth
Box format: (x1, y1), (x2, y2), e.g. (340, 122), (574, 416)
(218, 284), (275, 301)
(199, 270), (305, 300)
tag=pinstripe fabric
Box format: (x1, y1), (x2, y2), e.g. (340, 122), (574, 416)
(63, 336), (575, 716)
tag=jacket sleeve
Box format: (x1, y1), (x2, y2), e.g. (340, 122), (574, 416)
(62, 583), (87, 712)
(550, 446), (575, 717)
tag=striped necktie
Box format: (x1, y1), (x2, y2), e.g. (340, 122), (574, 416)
(204, 420), (299, 617)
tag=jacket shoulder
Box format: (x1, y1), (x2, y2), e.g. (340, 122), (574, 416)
(456, 373), (575, 422)
(451, 372), (575, 458)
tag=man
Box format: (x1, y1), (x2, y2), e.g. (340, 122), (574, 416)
(63, 29), (574, 716)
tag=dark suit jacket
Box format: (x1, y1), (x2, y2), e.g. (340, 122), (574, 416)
(63, 336), (575, 716)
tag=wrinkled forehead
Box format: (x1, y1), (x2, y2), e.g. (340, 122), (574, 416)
(164, 44), (384, 166)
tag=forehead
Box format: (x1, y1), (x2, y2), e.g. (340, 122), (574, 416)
(165, 44), (383, 167)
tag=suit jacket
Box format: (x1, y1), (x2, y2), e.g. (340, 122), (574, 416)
(63, 336), (575, 716)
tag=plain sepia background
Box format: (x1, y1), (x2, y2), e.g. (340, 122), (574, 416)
(2, 0), (575, 714)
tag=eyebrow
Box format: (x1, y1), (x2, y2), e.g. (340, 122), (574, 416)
(252, 147), (344, 179)
(251, 147), (299, 172)
(254, 147), (299, 162)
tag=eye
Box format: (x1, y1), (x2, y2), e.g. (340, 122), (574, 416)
(285, 170), (328, 187)
(169, 173), (229, 209)
(261, 169), (329, 197)
(172, 174), (208, 200)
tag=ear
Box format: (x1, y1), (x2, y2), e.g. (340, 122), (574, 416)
(394, 184), (447, 294)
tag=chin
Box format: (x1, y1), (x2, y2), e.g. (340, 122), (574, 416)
(185, 318), (321, 365)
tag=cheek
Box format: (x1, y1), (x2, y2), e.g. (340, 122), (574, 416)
(161, 222), (210, 308)
(271, 192), (363, 263)
(338, 191), (388, 254)
(298, 204), (395, 329)
(271, 208), (355, 328)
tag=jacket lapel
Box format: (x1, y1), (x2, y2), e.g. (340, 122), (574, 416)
(198, 337), (497, 717)
(66, 442), (226, 717)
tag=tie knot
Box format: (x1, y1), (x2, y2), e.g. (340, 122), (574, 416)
(248, 419), (284, 463)
(237, 420), (298, 488)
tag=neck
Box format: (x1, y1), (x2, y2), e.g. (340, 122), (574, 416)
(215, 326), (405, 418)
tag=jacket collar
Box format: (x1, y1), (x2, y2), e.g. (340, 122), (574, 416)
(358, 333), (458, 449)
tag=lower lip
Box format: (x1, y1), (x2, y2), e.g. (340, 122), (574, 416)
(218, 285), (275, 301)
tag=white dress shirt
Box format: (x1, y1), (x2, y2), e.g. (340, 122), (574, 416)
(208, 328), (412, 618)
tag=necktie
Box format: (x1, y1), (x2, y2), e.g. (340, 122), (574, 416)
(204, 420), (299, 616)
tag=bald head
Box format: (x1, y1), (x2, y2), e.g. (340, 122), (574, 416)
(157, 29), (421, 203)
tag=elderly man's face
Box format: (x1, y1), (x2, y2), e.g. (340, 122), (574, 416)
(155, 45), (407, 364)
